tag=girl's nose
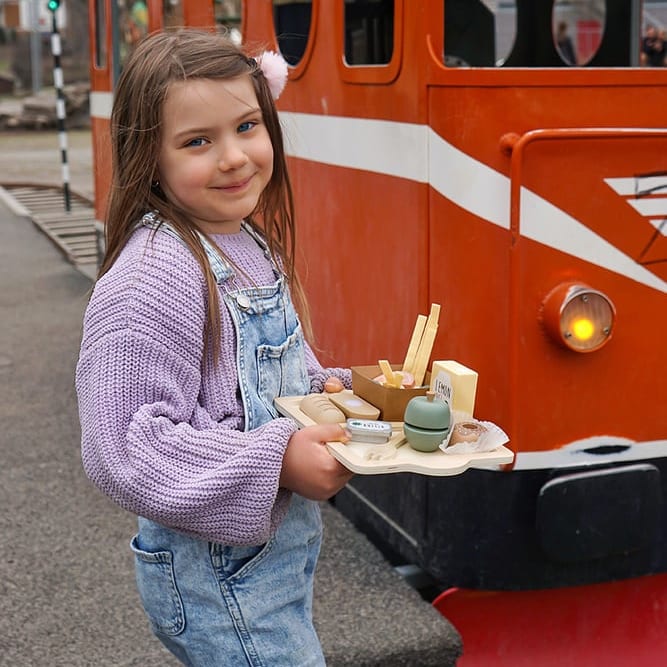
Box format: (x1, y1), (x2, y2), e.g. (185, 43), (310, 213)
(217, 142), (249, 171)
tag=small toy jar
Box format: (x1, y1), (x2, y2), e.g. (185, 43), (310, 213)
(403, 392), (451, 452)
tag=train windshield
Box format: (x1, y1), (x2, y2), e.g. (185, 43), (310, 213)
(443, 0), (666, 68)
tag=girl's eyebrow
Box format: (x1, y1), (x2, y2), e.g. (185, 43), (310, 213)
(238, 106), (262, 118)
(171, 108), (262, 142)
(172, 126), (212, 141)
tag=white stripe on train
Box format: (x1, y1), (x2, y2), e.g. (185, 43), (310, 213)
(281, 111), (667, 295)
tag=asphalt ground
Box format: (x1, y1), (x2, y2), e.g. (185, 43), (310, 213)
(0, 128), (178, 666)
(0, 199), (181, 665)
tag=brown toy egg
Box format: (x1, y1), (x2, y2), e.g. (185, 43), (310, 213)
(324, 377), (344, 393)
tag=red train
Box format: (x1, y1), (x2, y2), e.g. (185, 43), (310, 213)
(87, 2), (667, 663)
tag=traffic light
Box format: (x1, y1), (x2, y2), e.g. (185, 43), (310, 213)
(47, 0), (60, 12)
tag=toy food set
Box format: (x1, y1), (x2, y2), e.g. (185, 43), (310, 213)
(274, 304), (512, 475)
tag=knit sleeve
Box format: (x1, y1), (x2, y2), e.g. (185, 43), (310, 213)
(304, 341), (352, 393)
(76, 233), (296, 545)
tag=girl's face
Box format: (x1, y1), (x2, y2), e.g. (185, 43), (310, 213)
(157, 75), (274, 234)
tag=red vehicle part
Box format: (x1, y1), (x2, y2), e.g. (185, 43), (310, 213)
(434, 574), (667, 667)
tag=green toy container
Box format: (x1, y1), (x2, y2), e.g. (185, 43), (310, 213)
(403, 392), (451, 452)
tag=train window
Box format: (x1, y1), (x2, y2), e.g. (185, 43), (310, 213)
(444, 0), (504, 67)
(494, 2), (518, 66)
(444, 0), (649, 68)
(94, 0), (107, 69)
(273, 0), (313, 66)
(344, 0), (394, 65)
(216, 0), (242, 42)
(116, 1), (149, 67)
(552, 1), (605, 66)
(639, 0), (667, 67)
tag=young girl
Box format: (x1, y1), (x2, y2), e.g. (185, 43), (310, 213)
(76, 29), (354, 666)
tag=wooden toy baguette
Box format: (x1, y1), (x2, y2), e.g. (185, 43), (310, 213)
(299, 394), (345, 424)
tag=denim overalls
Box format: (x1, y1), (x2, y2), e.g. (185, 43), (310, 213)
(129, 216), (326, 667)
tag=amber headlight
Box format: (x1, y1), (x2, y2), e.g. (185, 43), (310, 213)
(541, 283), (616, 353)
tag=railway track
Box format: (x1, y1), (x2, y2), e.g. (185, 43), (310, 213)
(0, 183), (100, 272)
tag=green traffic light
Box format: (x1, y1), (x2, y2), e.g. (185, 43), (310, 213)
(47, 0), (60, 11)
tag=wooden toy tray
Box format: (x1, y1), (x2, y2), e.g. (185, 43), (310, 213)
(274, 395), (514, 477)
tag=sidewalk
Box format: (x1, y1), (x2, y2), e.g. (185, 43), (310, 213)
(1, 129), (179, 665)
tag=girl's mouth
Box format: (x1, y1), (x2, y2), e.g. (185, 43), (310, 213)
(218, 176), (252, 192)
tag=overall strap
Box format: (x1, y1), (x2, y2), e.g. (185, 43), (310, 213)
(241, 220), (284, 278)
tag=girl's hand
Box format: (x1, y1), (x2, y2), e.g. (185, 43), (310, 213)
(280, 424), (353, 500)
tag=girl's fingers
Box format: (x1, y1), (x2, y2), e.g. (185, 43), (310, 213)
(317, 423), (350, 443)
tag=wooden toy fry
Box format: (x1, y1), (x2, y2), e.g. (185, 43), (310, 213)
(412, 303), (441, 387)
(378, 359), (402, 388)
(402, 313), (427, 375)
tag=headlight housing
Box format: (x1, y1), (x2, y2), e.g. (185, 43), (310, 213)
(541, 283), (616, 353)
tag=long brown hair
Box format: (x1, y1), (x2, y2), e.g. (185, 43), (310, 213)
(99, 28), (311, 358)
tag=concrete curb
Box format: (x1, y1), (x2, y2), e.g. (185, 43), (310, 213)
(0, 184), (31, 218)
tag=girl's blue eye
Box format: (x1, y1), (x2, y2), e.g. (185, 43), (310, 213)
(186, 137), (206, 147)
(238, 121), (256, 133)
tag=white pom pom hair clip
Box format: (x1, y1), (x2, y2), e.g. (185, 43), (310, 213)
(255, 50), (289, 100)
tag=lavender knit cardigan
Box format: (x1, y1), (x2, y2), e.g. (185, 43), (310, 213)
(76, 226), (350, 545)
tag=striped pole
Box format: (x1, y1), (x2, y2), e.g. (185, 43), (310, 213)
(49, 9), (71, 212)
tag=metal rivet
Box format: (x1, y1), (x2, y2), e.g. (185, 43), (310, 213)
(236, 294), (251, 310)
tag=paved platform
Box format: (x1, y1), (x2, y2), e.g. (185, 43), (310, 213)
(0, 199), (179, 665)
